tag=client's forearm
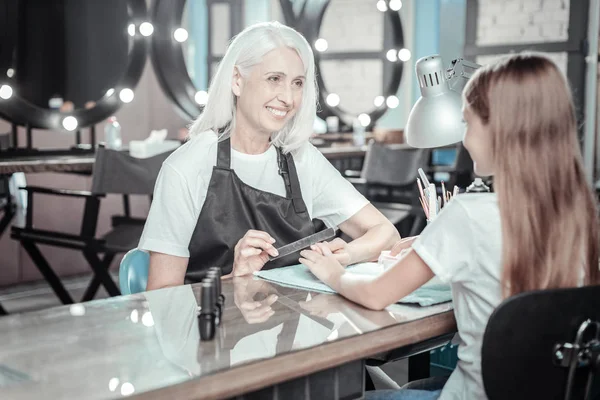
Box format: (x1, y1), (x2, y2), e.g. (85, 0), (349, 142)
(346, 223), (400, 264)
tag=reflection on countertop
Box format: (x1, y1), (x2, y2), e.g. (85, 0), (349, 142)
(0, 275), (452, 399)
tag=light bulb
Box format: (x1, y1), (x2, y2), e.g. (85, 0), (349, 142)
(374, 96), (385, 107)
(119, 88), (134, 103)
(386, 95), (400, 109)
(398, 48), (411, 62)
(314, 38), (328, 52)
(139, 22), (154, 37)
(120, 382), (135, 396)
(0, 85), (13, 100)
(62, 116), (78, 131)
(386, 49), (397, 62)
(376, 0), (388, 12)
(358, 113), (371, 127)
(195, 90), (208, 105)
(174, 28), (188, 43)
(389, 0), (402, 11)
(127, 23), (136, 37)
(326, 93), (340, 107)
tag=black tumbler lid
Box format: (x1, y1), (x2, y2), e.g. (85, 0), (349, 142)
(208, 266), (222, 278)
(206, 271), (222, 298)
(200, 280), (216, 314)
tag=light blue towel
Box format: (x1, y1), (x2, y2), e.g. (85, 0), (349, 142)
(255, 263), (452, 307)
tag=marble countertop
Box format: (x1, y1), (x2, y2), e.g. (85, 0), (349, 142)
(0, 276), (455, 399)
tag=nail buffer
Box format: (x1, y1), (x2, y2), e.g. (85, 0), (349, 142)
(268, 227), (337, 261)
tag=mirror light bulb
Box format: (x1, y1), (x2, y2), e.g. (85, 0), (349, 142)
(386, 96), (400, 109)
(119, 88), (134, 103)
(314, 38), (328, 52)
(0, 85), (13, 100)
(62, 116), (78, 131)
(174, 28), (188, 43)
(390, 0), (403, 11)
(398, 48), (412, 62)
(326, 93), (340, 107)
(139, 22), (154, 37)
(358, 113), (371, 127)
(195, 90), (208, 105)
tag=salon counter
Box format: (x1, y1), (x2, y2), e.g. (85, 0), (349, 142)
(0, 276), (455, 399)
(0, 145), (369, 175)
(0, 153), (96, 174)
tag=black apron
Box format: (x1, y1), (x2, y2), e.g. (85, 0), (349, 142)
(186, 138), (322, 281)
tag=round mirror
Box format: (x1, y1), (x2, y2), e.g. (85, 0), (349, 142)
(151, 0), (245, 120)
(151, 0), (405, 131)
(0, 0), (148, 131)
(309, 0), (406, 129)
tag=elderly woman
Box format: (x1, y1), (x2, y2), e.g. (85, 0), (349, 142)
(139, 22), (399, 289)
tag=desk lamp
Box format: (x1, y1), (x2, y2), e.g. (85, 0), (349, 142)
(406, 55), (488, 193)
(406, 55), (480, 148)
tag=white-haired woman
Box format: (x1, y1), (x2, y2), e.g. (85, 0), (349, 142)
(139, 22), (399, 289)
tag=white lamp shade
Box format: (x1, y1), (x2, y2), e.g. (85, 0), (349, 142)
(405, 55), (465, 148)
(405, 90), (464, 148)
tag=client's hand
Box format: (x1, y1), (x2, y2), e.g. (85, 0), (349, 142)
(299, 245), (345, 286)
(389, 236), (419, 256)
(233, 277), (278, 324)
(308, 238), (351, 266)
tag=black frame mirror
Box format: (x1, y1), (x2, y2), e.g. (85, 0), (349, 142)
(149, 0), (405, 130)
(0, 0), (149, 132)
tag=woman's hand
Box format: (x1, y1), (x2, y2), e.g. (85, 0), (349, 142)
(308, 238), (352, 266)
(232, 230), (279, 277)
(389, 236), (419, 256)
(233, 277), (278, 324)
(299, 245), (345, 287)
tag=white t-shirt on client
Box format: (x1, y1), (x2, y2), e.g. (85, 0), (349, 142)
(138, 130), (370, 257)
(412, 193), (502, 400)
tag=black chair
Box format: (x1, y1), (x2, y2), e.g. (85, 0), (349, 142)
(346, 142), (431, 237)
(429, 143), (474, 191)
(0, 174), (15, 240)
(10, 146), (173, 305)
(482, 285), (600, 400)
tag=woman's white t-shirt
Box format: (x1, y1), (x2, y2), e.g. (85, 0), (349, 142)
(138, 131), (370, 257)
(412, 193), (502, 400)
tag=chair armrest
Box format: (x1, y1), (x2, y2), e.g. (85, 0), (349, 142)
(19, 186), (104, 198)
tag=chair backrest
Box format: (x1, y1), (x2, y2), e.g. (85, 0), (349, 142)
(361, 142), (430, 187)
(119, 248), (149, 295)
(91, 146), (173, 195)
(482, 285), (600, 400)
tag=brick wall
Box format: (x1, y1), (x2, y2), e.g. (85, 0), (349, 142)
(476, 0), (570, 46)
(471, 0), (571, 74)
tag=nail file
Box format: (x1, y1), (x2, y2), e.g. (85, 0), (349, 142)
(268, 227), (337, 261)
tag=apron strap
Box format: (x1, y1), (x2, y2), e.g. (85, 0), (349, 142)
(216, 137), (231, 169)
(276, 147), (307, 214)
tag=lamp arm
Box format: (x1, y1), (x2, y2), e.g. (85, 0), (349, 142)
(446, 58), (482, 93)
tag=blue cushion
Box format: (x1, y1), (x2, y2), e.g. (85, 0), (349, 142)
(119, 249), (149, 295)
